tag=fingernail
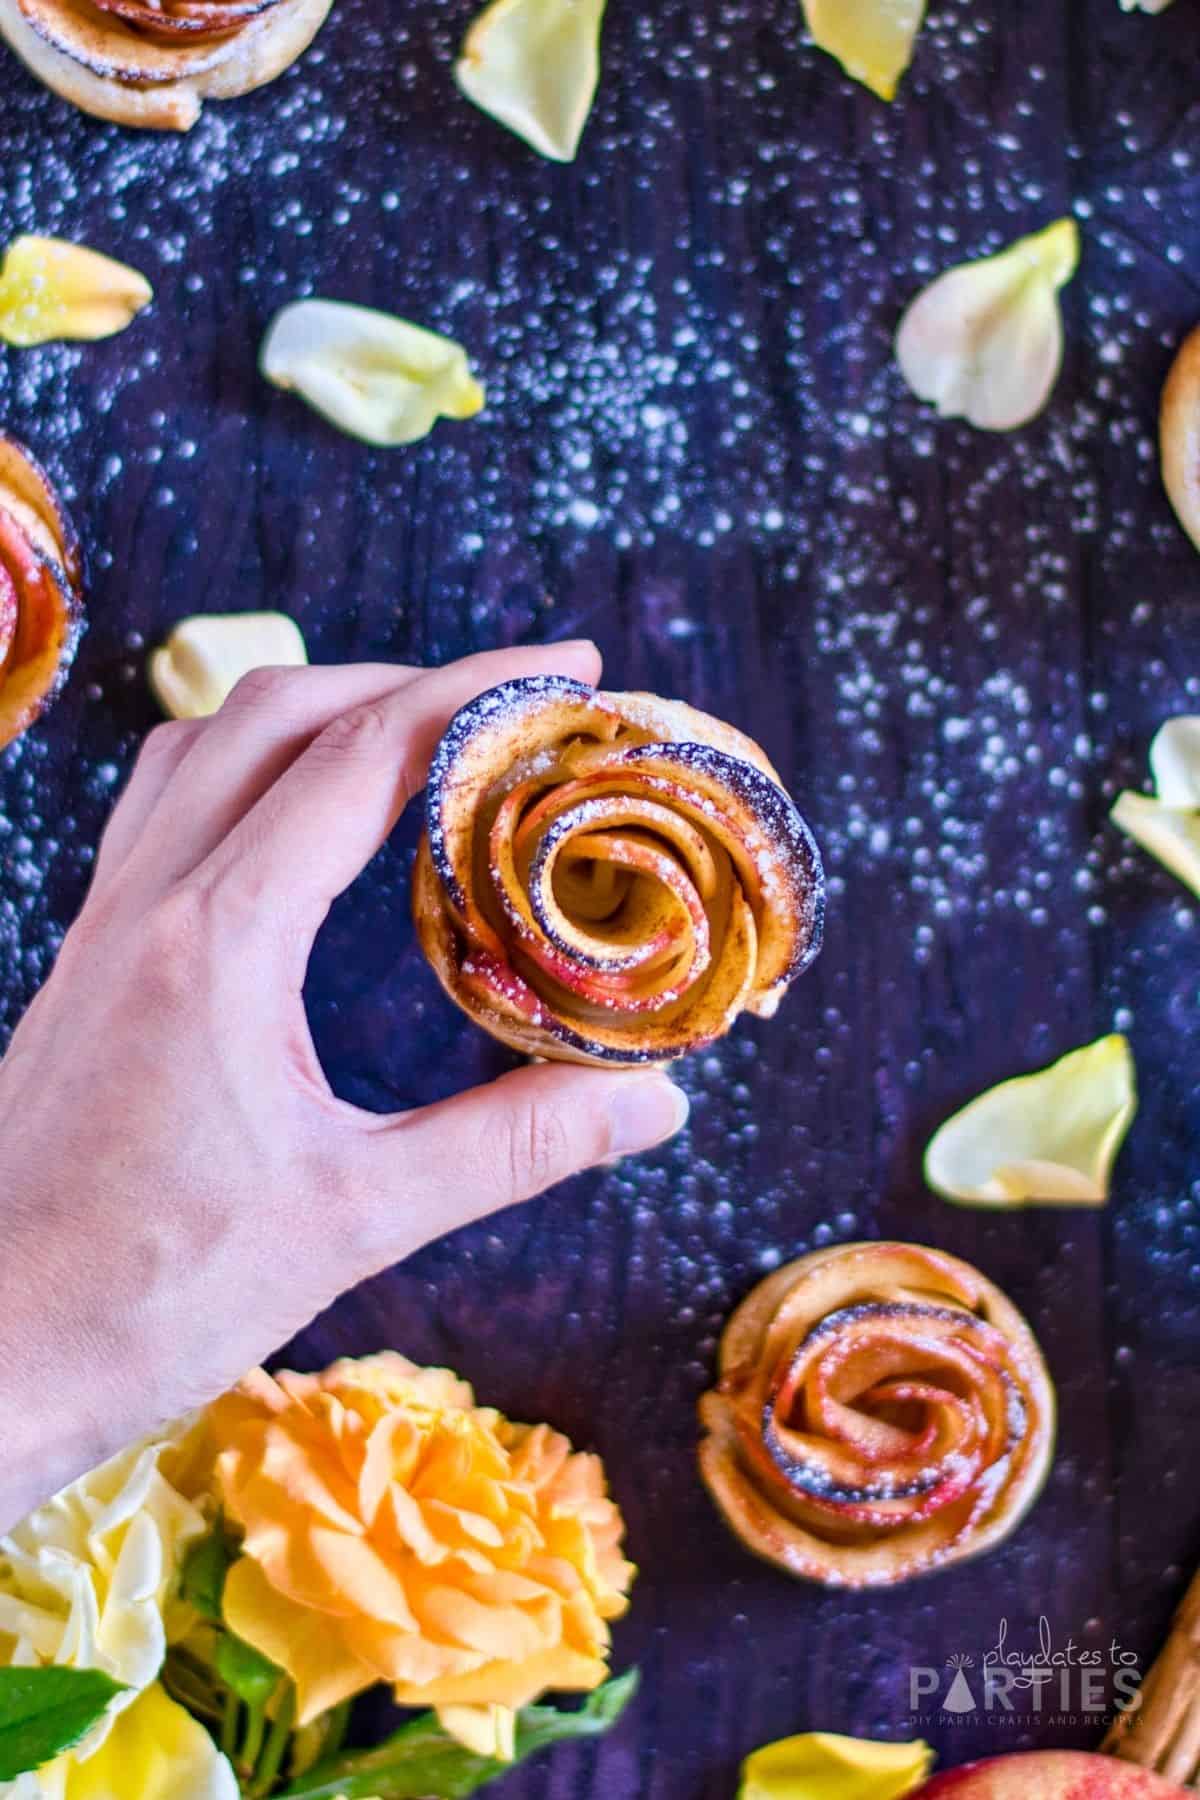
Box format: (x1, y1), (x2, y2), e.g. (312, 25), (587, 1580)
(556, 637), (598, 654)
(605, 1074), (690, 1161)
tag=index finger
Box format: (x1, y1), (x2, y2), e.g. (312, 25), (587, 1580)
(197, 639), (603, 950)
(96, 663), (430, 898)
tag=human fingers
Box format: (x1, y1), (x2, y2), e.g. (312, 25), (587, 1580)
(198, 640), (602, 959)
(108, 663), (429, 899)
(345, 1059), (688, 1264)
(90, 718), (205, 890)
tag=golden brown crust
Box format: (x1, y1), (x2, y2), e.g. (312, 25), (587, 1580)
(412, 674), (824, 1068)
(0, 0), (333, 129)
(698, 1242), (1055, 1588)
(1161, 323), (1200, 553)
(0, 430), (84, 750)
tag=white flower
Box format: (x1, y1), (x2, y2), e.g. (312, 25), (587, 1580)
(0, 1422), (235, 1799)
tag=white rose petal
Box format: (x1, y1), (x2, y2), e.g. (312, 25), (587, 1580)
(149, 611), (308, 720)
(1148, 716), (1200, 806)
(1111, 793), (1200, 897)
(0, 1420), (215, 1794)
(456, 0), (606, 162)
(1112, 715), (1200, 897)
(924, 1035), (1137, 1208)
(261, 300), (485, 447)
(895, 218), (1080, 431)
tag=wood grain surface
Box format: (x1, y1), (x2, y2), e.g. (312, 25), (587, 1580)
(2, 1), (1200, 1794)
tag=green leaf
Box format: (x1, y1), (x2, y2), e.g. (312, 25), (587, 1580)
(0, 1667), (126, 1780)
(180, 1527), (234, 1623)
(181, 1531), (283, 1716)
(279, 1669), (640, 1800)
(214, 1633), (281, 1709)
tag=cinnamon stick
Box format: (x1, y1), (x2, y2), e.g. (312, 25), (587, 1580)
(1104, 1566), (1200, 1787)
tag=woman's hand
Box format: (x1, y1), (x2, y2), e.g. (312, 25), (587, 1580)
(0, 642), (688, 1530)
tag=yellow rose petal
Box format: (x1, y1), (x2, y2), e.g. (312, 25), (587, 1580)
(801, 0), (926, 102)
(68, 1681), (238, 1800)
(739, 1731), (934, 1800)
(222, 1557), (375, 1725)
(149, 611), (308, 720)
(261, 300), (485, 447)
(924, 1035), (1137, 1209)
(895, 218), (1080, 430)
(0, 235), (152, 348)
(456, 0), (606, 162)
(438, 1703), (518, 1761)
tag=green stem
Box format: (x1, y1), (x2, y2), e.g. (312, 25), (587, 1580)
(323, 1702), (351, 1761)
(220, 1691), (239, 1761)
(162, 1647), (225, 1723)
(248, 1685), (296, 1797)
(239, 1698), (268, 1779)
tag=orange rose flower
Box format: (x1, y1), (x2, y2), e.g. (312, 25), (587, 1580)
(207, 1355), (635, 1759)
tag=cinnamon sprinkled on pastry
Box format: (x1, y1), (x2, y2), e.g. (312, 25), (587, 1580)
(0, 0), (333, 130)
(412, 675), (824, 1067)
(0, 431), (83, 751)
(1161, 323), (1200, 554)
(699, 1242), (1055, 1587)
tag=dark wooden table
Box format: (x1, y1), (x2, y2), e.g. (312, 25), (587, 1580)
(3, 1), (1200, 1793)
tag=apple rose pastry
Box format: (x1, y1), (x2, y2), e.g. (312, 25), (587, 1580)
(1161, 322), (1200, 554)
(412, 675), (824, 1067)
(0, 0), (332, 130)
(699, 1242), (1055, 1587)
(0, 431), (83, 751)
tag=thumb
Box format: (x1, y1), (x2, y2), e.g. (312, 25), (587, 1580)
(351, 1062), (689, 1259)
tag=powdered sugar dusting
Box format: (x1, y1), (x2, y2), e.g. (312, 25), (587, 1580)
(0, 0), (1197, 1771)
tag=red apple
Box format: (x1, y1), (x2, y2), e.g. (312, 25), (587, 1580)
(0, 561), (17, 672)
(91, 0), (279, 44)
(916, 1752), (1188, 1799)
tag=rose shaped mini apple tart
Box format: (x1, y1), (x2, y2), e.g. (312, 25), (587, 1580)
(699, 1242), (1054, 1588)
(0, 0), (332, 130)
(1161, 323), (1200, 554)
(412, 675), (824, 1067)
(0, 431), (83, 751)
